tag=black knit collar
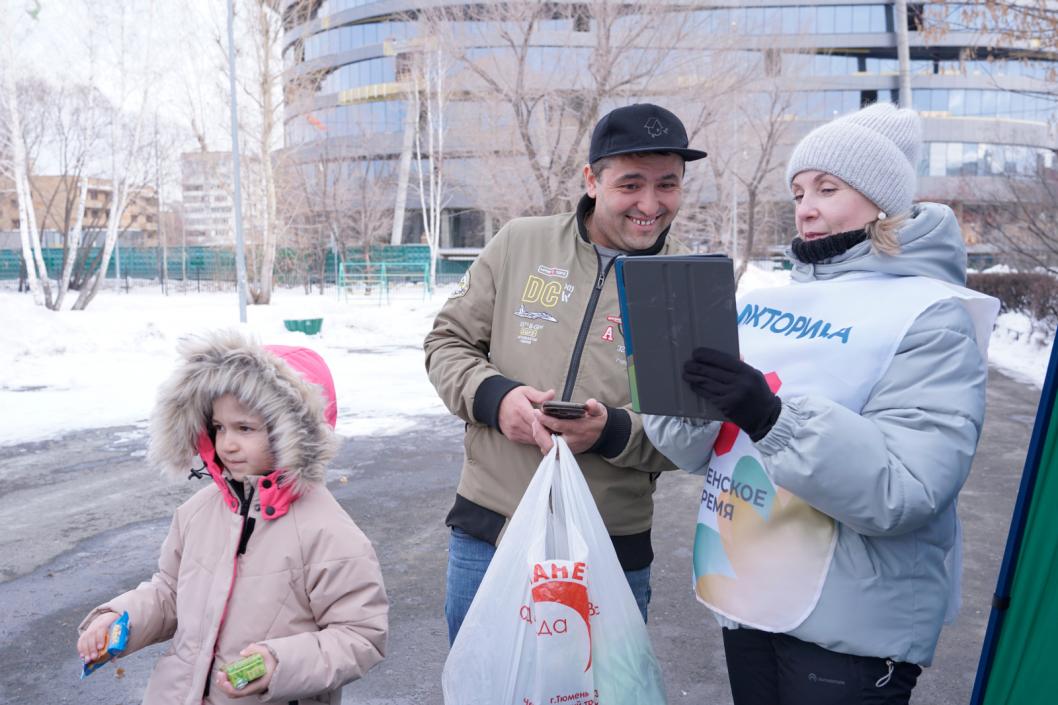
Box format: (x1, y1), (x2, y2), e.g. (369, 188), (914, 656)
(790, 228), (868, 265)
(575, 194), (669, 255)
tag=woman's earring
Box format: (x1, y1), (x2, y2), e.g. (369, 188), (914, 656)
(877, 211), (887, 220)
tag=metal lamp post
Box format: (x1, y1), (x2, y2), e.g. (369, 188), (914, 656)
(226, 0), (249, 323)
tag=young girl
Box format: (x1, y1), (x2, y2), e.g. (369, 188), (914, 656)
(76, 330), (388, 704)
(645, 103), (999, 704)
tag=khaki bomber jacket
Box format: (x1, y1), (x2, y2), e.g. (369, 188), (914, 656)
(424, 196), (678, 567)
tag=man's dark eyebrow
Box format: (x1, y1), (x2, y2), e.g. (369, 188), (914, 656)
(612, 171), (680, 182)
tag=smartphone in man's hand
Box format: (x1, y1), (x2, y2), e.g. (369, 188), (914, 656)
(540, 401), (588, 420)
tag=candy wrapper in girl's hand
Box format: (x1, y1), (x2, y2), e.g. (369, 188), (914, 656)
(80, 612), (130, 680)
(224, 653), (266, 689)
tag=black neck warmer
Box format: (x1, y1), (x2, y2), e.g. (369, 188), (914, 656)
(790, 228), (868, 264)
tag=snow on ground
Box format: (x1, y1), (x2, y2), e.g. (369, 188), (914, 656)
(735, 263), (793, 291)
(0, 283), (449, 446)
(0, 264), (1053, 447)
(986, 312), (1054, 389)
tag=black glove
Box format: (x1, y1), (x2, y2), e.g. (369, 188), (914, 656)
(682, 347), (781, 442)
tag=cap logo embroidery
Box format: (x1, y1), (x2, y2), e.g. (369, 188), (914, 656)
(643, 117), (668, 138)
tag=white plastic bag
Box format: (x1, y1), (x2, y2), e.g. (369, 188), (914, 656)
(442, 436), (667, 705)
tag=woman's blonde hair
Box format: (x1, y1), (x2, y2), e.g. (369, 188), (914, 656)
(865, 212), (908, 256)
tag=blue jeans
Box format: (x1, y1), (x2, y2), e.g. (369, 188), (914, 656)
(445, 526), (652, 645)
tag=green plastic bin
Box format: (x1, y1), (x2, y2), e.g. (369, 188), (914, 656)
(283, 318), (323, 335)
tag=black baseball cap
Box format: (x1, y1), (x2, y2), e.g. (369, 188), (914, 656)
(589, 103), (707, 164)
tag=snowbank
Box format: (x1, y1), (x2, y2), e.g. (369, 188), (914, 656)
(0, 284), (449, 445)
(986, 312), (1053, 389)
(0, 264), (1052, 447)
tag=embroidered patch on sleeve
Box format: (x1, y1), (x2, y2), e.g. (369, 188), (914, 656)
(449, 271), (471, 298)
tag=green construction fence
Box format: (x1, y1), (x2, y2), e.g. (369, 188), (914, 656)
(0, 245), (471, 285)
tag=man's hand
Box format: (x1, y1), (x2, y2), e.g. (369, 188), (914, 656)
(498, 385), (555, 445)
(531, 398), (608, 454)
(213, 644), (277, 698)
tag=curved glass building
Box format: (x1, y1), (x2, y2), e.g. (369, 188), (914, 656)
(280, 0), (1058, 257)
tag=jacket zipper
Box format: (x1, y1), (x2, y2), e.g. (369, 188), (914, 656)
(220, 484), (254, 627)
(561, 251), (613, 400)
(204, 483), (255, 698)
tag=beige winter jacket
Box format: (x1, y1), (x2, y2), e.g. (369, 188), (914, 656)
(78, 333), (387, 704)
(424, 201), (677, 542)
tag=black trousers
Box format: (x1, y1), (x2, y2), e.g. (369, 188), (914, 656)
(722, 627), (922, 705)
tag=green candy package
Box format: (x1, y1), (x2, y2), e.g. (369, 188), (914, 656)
(80, 611), (130, 679)
(225, 652), (267, 690)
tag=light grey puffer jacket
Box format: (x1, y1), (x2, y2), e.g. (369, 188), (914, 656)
(644, 202), (989, 666)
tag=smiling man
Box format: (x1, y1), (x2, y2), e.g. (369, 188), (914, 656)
(424, 103), (707, 644)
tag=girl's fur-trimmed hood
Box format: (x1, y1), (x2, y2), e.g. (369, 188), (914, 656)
(148, 330), (339, 495)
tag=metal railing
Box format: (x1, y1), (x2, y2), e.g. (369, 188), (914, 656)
(338, 260), (432, 304)
(1, 244), (472, 296)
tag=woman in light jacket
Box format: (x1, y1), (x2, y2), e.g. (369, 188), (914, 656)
(645, 103), (998, 705)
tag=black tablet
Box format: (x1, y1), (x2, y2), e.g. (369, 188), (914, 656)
(615, 254), (739, 419)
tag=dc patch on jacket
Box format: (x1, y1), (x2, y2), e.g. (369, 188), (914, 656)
(515, 268), (570, 345)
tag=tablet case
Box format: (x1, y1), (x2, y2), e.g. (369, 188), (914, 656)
(615, 255), (739, 419)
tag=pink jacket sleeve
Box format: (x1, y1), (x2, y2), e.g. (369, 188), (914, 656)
(78, 512), (182, 653)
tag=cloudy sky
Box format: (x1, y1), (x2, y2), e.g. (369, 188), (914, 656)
(5, 0), (265, 170)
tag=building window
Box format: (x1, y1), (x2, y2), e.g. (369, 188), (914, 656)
(302, 20), (414, 62)
(765, 48), (781, 77)
(922, 142), (1056, 179)
(908, 3), (926, 32)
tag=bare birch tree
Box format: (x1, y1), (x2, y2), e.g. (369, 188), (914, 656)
(71, 101), (153, 309)
(1, 76), (126, 310)
(922, 2), (1058, 270)
(72, 1), (158, 310)
(690, 80), (793, 281)
(205, 0), (287, 304)
(241, 0), (284, 303)
(921, 3), (1058, 109)
(416, 0), (718, 219)
(32, 83), (106, 308)
(347, 161), (397, 260)
(409, 40), (450, 286)
(926, 2), (1058, 49)
(964, 165), (1058, 273)
(0, 3), (51, 306)
(280, 155), (397, 292)
(733, 91), (792, 281)
(61, 177), (90, 303)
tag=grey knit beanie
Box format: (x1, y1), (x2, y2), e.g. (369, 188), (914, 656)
(785, 102), (922, 216)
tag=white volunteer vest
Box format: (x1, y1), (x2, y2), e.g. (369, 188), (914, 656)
(693, 272), (998, 632)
